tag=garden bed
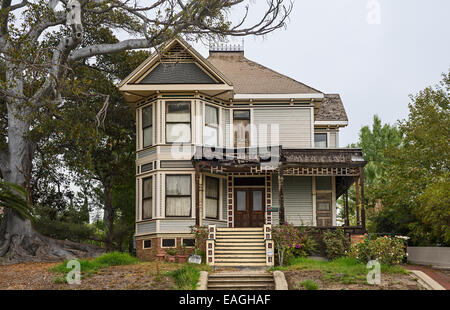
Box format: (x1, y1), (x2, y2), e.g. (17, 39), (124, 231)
(273, 257), (425, 290)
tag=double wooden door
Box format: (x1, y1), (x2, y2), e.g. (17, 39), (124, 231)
(234, 189), (265, 227)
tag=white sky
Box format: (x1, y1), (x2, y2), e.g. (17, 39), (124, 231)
(187, 0), (450, 146)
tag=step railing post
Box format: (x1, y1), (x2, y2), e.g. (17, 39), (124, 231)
(206, 225), (216, 266)
(264, 224), (274, 267)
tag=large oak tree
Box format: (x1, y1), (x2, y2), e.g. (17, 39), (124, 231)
(0, 0), (292, 262)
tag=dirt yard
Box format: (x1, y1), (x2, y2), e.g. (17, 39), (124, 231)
(0, 261), (180, 290)
(283, 270), (425, 290)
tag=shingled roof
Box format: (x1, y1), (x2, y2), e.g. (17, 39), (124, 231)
(207, 52), (321, 94)
(316, 94), (348, 122)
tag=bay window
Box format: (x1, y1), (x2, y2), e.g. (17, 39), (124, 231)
(165, 175), (191, 217)
(142, 177), (152, 219)
(166, 101), (191, 143)
(204, 105), (219, 146)
(142, 105), (153, 147)
(205, 177), (219, 219)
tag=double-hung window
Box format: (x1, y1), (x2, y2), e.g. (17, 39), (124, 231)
(314, 133), (327, 148)
(233, 110), (250, 147)
(165, 175), (191, 217)
(204, 105), (219, 146)
(166, 101), (191, 143)
(142, 177), (152, 219)
(205, 177), (219, 219)
(142, 105), (153, 148)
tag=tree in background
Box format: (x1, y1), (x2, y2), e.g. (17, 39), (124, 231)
(372, 72), (449, 246)
(338, 115), (402, 225)
(1, 0), (292, 262)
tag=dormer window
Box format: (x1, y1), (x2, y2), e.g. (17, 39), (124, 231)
(166, 101), (191, 143)
(204, 105), (219, 146)
(314, 133), (327, 148)
(142, 105), (153, 148)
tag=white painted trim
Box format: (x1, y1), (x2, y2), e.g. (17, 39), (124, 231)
(314, 121), (348, 126)
(310, 107), (315, 148)
(234, 93), (324, 100)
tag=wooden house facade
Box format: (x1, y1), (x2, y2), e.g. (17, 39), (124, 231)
(119, 38), (366, 266)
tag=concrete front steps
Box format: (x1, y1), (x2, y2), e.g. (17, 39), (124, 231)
(214, 227), (266, 267)
(207, 272), (275, 290)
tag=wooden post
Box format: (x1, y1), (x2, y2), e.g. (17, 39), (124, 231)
(359, 167), (366, 231)
(195, 164), (200, 226)
(344, 189), (350, 226)
(355, 177), (360, 226)
(278, 164), (285, 224)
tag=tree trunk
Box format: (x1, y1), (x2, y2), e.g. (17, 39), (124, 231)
(103, 185), (115, 252)
(0, 75), (104, 264)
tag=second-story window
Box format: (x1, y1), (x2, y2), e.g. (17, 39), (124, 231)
(314, 133), (327, 148)
(204, 105), (219, 146)
(142, 105), (152, 148)
(233, 110), (250, 148)
(166, 101), (191, 143)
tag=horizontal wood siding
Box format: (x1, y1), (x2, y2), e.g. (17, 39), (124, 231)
(137, 221), (156, 234)
(224, 109), (231, 147)
(159, 219), (195, 232)
(253, 108), (311, 148)
(285, 176), (313, 225)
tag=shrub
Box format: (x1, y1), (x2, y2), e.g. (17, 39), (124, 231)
(190, 226), (208, 255)
(322, 228), (351, 260)
(349, 235), (406, 265)
(301, 279), (319, 290)
(272, 223), (318, 266)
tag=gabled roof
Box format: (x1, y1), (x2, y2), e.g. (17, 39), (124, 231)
(316, 94), (348, 122)
(119, 37), (233, 88)
(207, 51), (322, 94)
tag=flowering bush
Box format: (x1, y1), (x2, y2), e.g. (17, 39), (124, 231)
(272, 223), (318, 266)
(322, 228), (351, 260)
(348, 235), (406, 265)
(189, 226), (208, 255)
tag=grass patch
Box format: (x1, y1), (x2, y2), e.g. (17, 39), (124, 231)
(301, 279), (319, 290)
(166, 264), (211, 290)
(270, 257), (407, 285)
(50, 252), (139, 282)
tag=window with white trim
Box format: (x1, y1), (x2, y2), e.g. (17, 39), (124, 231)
(205, 177), (219, 219)
(165, 175), (191, 217)
(204, 105), (219, 146)
(142, 105), (153, 147)
(166, 101), (191, 143)
(142, 177), (152, 219)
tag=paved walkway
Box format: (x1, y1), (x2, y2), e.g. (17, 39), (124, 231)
(403, 264), (450, 290)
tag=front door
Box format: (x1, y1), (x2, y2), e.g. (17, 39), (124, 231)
(234, 189), (265, 227)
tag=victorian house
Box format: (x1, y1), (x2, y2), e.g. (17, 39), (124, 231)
(119, 37), (366, 266)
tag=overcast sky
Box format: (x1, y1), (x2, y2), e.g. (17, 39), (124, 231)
(190, 0), (450, 146)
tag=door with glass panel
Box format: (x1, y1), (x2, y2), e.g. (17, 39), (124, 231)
(234, 189), (265, 227)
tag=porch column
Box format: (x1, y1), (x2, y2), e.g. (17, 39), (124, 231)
(195, 164), (200, 226)
(359, 167), (366, 231)
(344, 189), (350, 226)
(355, 177), (360, 226)
(278, 164), (285, 224)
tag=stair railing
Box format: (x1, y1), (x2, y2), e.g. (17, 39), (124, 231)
(264, 224), (275, 267)
(206, 225), (216, 266)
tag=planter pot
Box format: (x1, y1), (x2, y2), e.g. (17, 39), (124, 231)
(156, 254), (165, 261)
(167, 255), (176, 263)
(176, 255), (188, 263)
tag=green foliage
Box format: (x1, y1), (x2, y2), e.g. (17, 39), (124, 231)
(190, 226), (208, 255)
(301, 279), (319, 290)
(348, 235), (406, 265)
(272, 223), (318, 266)
(0, 179), (33, 220)
(372, 72), (450, 245)
(322, 229), (351, 260)
(33, 218), (95, 243)
(167, 264), (211, 290)
(50, 252), (138, 281)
